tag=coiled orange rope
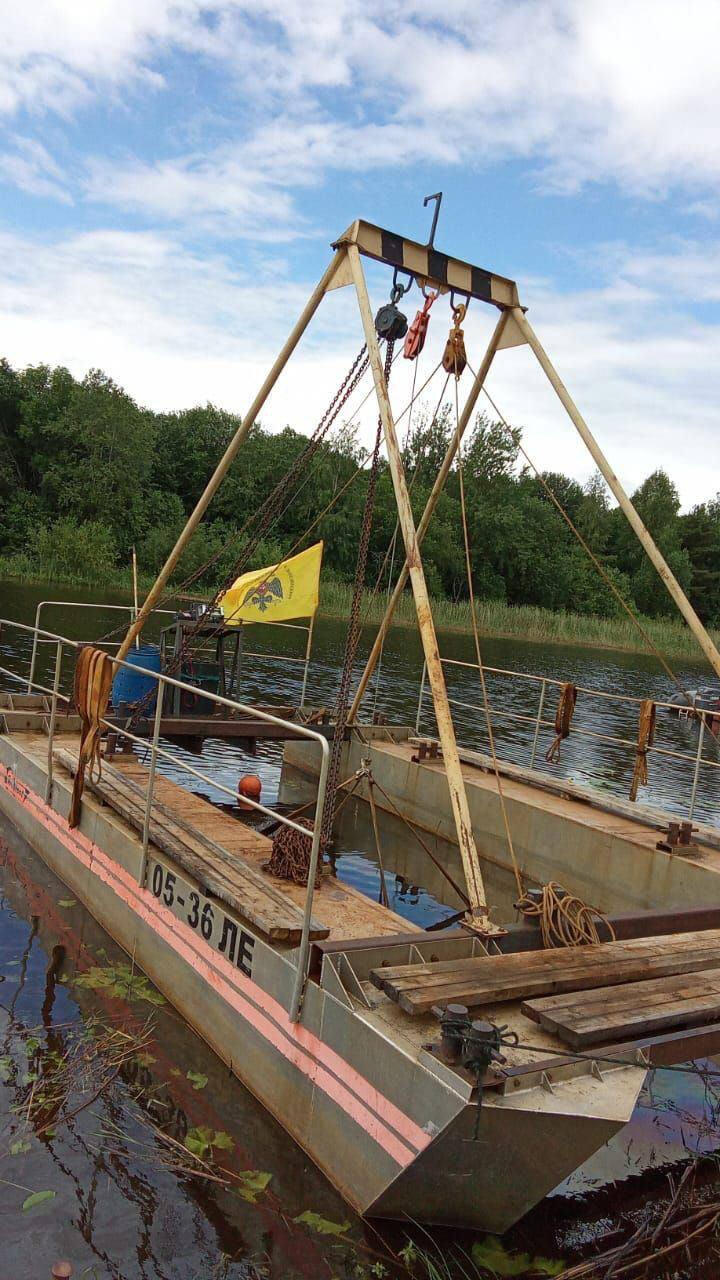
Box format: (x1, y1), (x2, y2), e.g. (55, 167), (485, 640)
(516, 881), (615, 948)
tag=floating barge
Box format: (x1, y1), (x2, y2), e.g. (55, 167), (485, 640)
(2, 212), (720, 1231)
(3, 702), (720, 1230)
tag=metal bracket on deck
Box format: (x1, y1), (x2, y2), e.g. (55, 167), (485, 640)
(321, 953), (374, 1010)
(411, 738), (440, 763)
(656, 820), (698, 855)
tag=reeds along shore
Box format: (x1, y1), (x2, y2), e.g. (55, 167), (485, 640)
(2, 561), (717, 662)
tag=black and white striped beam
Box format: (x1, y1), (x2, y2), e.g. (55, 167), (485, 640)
(334, 220), (520, 310)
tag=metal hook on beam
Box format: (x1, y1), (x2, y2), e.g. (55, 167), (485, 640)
(391, 266), (415, 302)
(423, 192), (443, 248)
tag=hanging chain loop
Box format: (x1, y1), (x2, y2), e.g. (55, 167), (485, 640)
(320, 340), (396, 851)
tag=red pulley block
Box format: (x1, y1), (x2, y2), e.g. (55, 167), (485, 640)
(403, 289), (438, 360)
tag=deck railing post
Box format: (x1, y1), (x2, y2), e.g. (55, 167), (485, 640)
(529, 679), (547, 769)
(688, 715), (706, 821)
(300, 616), (315, 710)
(138, 677), (165, 888)
(289, 737), (330, 1022)
(27, 602), (44, 692)
(415, 659), (427, 735)
(44, 640), (63, 805)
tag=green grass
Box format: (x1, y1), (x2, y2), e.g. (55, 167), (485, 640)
(319, 578), (717, 662)
(1, 555), (715, 662)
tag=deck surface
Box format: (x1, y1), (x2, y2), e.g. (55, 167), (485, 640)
(20, 732), (415, 944)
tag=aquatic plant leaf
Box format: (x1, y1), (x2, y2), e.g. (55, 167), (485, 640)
(471, 1237), (564, 1277)
(186, 1070), (208, 1091)
(73, 964), (165, 1006)
(58, 899), (77, 908)
(184, 1125), (214, 1159)
(169, 1067), (181, 1077)
(22, 1190), (56, 1211)
(211, 1130), (235, 1152)
(294, 1211), (351, 1236)
(0, 1056), (12, 1083)
(22, 1037), (40, 1055)
(136, 1053), (157, 1068)
(10, 1139), (31, 1156)
(234, 1169), (271, 1201)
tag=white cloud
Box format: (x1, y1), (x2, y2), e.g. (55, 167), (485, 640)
(0, 225), (716, 509)
(0, 136), (71, 202)
(3, 1), (720, 221)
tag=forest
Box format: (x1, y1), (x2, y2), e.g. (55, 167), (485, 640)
(0, 358), (718, 632)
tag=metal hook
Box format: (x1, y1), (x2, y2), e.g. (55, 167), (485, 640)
(420, 281), (440, 301)
(423, 192), (443, 248)
(391, 267), (414, 303)
(450, 287), (470, 314)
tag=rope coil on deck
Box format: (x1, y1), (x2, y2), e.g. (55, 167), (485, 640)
(629, 698), (656, 802)
(68, 645), (114, 829)
(545, 682), (577, 763)
(515, 881), (615, 948)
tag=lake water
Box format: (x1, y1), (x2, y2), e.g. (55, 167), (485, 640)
(1, 580), (719, 1277)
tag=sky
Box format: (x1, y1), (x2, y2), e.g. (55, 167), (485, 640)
(1, 0), (719, 508)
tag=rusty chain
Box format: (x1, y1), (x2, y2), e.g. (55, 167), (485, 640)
(122, 344), (370, 729)
(319, 339), (395, 852)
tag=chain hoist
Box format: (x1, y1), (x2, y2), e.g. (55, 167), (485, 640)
(320, 339), (396, 853)
(442, 300), (468, 378)
(403, 286), (438, 360)
(123, 344), (370, 731)
(375, 269), (412, 342)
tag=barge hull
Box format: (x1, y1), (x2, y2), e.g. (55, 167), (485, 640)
(0, 732), (643, 1232)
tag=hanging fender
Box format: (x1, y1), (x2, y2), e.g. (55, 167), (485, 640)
(403, 289), (438, 360)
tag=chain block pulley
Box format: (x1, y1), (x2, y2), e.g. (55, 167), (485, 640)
(442, 301), (468, 378)
(375, 268), (413, 341)
(403, 287), (438, 360)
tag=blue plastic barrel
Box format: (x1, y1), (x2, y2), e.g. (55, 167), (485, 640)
(111, 643), (161, 716)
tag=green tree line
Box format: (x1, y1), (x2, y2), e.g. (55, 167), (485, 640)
(1, 359), (718, 626)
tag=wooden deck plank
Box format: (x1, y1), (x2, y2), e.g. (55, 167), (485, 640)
(523, 969), (720, 1021)
(109, 751), (415, 942)
(372, 931), (720, 989)
(523, 968), (720, 1046)
(371, 930), (720, 1014)
(55, 747), (326, 943)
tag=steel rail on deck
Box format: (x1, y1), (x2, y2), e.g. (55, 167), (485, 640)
(1, 617), (329, 1022)
(26, 601), (178, 693)
(415, 655), (720, 820)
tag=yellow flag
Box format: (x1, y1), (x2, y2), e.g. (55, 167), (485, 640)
(220, 542), (323, 625)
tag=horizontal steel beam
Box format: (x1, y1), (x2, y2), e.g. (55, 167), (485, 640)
(334, 220), (520, 310)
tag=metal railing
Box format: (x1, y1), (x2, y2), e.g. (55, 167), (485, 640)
(28, 600), (316, 709)
(27, 601), (178, 693)
(1, 617), (329, 1022)
(416, 655), (720, 822)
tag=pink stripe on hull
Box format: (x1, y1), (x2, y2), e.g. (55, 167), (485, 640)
(0, 764), (432, 1167)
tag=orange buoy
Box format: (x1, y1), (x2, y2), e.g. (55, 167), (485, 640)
(238, 773), (262, 811)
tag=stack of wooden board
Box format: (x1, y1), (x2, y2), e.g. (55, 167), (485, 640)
(369, 930), (720, 1017)
(522, 969), (720, 1047)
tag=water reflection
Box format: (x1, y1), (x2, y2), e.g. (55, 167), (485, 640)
(3, 584), (720, 1275)
(3, 580), (717, 827)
